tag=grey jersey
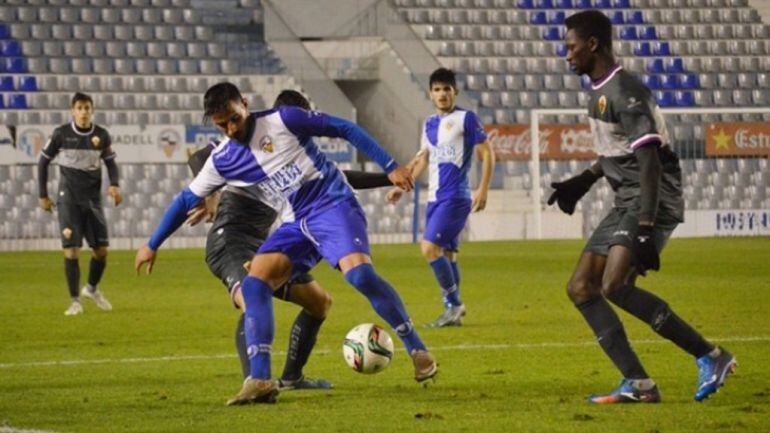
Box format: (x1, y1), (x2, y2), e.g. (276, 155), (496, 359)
(41, 122), (115, 204)
(210, 187), (278, 244)
(587, 66), (684, 224)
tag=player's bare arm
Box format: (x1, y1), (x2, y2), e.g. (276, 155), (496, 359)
(472, 141), (494, 212)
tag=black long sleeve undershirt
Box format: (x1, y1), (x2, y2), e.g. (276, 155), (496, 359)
(105, 158), (119, 186)
(635, 143), (662, 224)
(37, 155), (51, 198)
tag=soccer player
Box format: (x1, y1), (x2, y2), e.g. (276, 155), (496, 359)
(185, 90), (396, 389)
(550, 10), (736, 403)
(134, 83), (437, 405)
(386, 68), (494, 327)
(38, 92), (121, 316)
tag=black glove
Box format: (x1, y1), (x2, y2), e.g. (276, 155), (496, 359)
(633, 225), (660, 275)
(547, 170), (598, 215)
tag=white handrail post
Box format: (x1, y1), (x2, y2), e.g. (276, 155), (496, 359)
(530, 110), (542, 240)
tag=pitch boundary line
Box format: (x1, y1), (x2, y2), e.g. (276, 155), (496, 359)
(1, 335), (767, 370)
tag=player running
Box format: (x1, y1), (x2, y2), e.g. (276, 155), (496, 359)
(185, 90), (396, 390)
(386, 68), (494, 327)
(551, 10), (736, 403)
(38, 92), (122, 316)
(135, 83), (437, 405)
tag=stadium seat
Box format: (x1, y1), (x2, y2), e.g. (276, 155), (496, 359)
(643, 74), (661, 89)
(531, 11), (547, 25)
(609, 12), (624, 25)
(594, 0), (611, 7)
(675, 91), (695, 106)
(634, 42), (651, 56)
(655, 91), (674, 107)
(679, 74), (698, 89)
(664, 58), (684, 73)
(660, 74), (678, 90)
(517, 0), (534, 7)
(620, 26), (638, 40)
(639, 26), (657, 40)
(7, 94), (28, 109)
(555, 0), (573, 7)
(0, 76), (12, 91)
(653, 42), (670, 56)
(0, 40), (21, 57)
(4, 58), (26, 73)
(542, 27), (562, 40)
(646, 58), (664, 74)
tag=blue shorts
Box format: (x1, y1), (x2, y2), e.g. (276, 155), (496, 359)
(423, 198), (472, 252)
(258, 198), (371, 272)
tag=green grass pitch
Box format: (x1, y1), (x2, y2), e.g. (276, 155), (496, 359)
(1, 238), (769, 433)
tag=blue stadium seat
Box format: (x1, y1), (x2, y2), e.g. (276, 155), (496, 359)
(542, 27), (562, 40)
(517, 0), (534, 8)
(535, 0), (555, 7)
(556, 43), (567, 57)
(593, 0), (611, 8)
(634, 42), (651, 56)
(7, 94), (28, 109)
(555, 0), (573, 7)
(549, 11), (565, 24)
(609, 11), (624, 24)
(665, 58), (685, 73)
(626, 11), (644, 24)
(646, 58), (664, 73)
(660, 74), (678, 89)
(642, 74), (661, 89)
(574, 0), (591, 7)
(0, 25), (9, 40)
(4, 58), (26, 73)
(620, 26), (638, 40)
(0, 76), (12, 91)
(675, 91), (695, 107)
(531, 11), (547, 24)
(655, 91), (674, 107)
(639, 26), (657, 40)
(17, 76), (37, 91)
(679, 74), (699, 89)
(0, 40), (21, 56)
(0, 96), (4, 109)
(653, 42), (670, 56)
(613, 0), (631, 7)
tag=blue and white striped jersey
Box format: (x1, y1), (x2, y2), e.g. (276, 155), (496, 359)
(421, 108), (487, 202)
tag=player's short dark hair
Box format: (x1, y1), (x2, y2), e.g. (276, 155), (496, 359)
(429, 68), (457, 89)
(273, 90), (310, 110)
(203, 82), (243, 118)
(565, 10), (613, 51)
(71, 92), (93, 107)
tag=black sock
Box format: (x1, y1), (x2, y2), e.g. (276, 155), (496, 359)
(64, 258), (80, 299)
(281, 310), (324, 382)
(88, 257), (106, 288)
(606, 284), (714, 358)
(576, 297), (648, 379)
(235, 314), (250, 379)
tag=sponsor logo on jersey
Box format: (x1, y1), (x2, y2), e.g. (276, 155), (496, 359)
(597, 95), (607, 116)
(91, 135), (101, 148)
(259, 135), (274, 153)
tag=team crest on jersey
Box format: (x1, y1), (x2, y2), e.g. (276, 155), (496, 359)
(597, 95), (607, 116)
(91, 136), (101, 148)
(62, 228), (72, 239)
(259, 135), (274, 153)
(445, 121), (454, 131)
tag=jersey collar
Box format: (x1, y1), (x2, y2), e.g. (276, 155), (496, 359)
(590, 64), (623, 91)
(70, 121), (95, 136)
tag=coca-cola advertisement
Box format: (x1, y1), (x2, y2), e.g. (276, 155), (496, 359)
(484, 124), (597, 161)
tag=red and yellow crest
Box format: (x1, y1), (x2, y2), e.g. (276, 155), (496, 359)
(91, 136), (101, 148)
(259, 135), (274, 153)
(597, 95), (607, 116)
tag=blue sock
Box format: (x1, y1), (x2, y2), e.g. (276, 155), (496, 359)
(429, 257), (461, 307)
(345, 263), (426, 354)
(241, 276), (274, 380)
(450, 260), (461, 304)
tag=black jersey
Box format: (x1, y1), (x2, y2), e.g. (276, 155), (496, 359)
(587, 65), (684, 224)
(41, 122), (116, 204)
(210, 187), (278, 243)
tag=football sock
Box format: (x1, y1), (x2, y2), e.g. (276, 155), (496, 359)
(450, 260), (460, 290)
(345, 263), (426, 353)
(576, 296), (649, 379)
(281, 310), (324, 381)
(234, 314), (250, 379)
(429, 257), (461, 307)
(87, 257), (106, 288)
(64, 258), (80, 299)
(241, 276), (274, 380)
(607, 284), (715, 358)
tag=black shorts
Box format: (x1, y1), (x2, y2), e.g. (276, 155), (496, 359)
(584, 207), (676, 257)
(205, 229), (314, 305)
(57, 200), (109, 249)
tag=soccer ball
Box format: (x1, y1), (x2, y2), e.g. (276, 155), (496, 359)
(342, 323), (394, 374)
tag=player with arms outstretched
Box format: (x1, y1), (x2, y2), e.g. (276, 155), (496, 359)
(387, 68), (494, 327)
(38, 92), (122, 316)
(552, 10), (736, 403)
(135, 83), (437, 405)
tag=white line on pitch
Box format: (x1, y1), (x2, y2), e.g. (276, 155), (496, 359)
(0, 427), (63, 433)
(0, 335), (767, 370)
